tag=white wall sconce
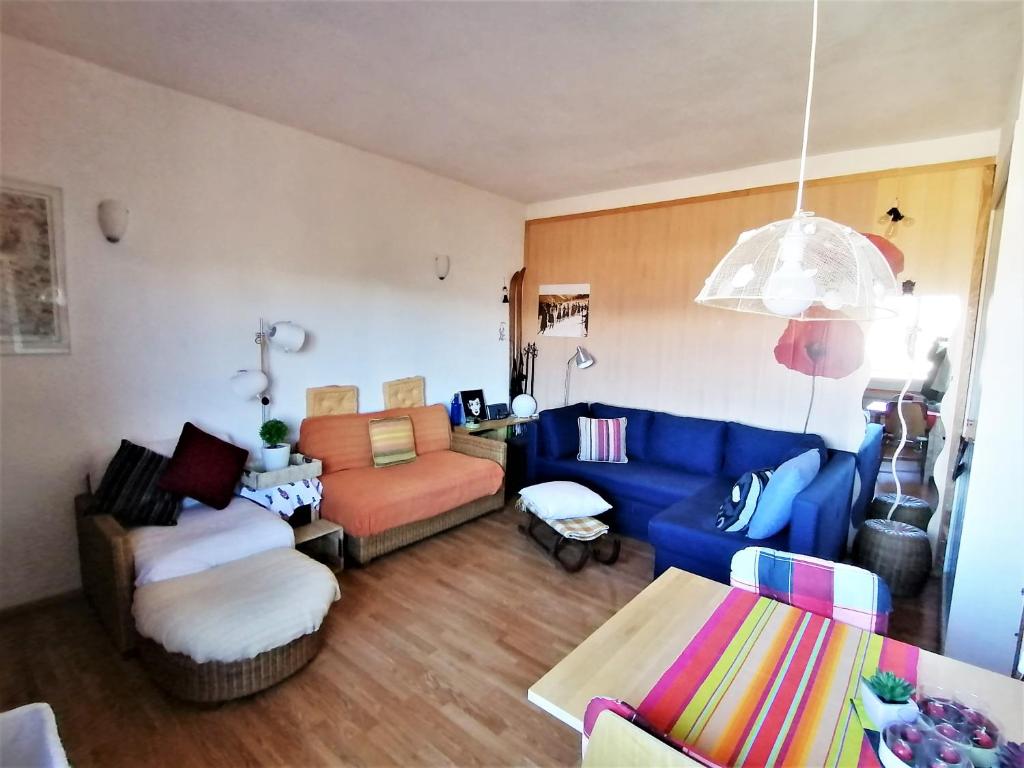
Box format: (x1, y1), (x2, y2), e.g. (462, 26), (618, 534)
(230, 369), (269, 401)
(231, 319), (308, 421)
(434, 254), (451, 281)
(97, 199), (129, 243)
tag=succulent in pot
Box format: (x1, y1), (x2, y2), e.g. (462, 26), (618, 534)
(259, 419), (291, 471)
(861, 671), (918, 730)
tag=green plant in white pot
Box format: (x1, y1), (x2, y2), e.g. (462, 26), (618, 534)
(259, 419), (291, 471)
(860, 671), (918, 729)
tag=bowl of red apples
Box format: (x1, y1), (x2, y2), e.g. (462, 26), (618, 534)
(880, 720), (975, 768)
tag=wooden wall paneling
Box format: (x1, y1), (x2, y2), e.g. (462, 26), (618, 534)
(523, 160), (993, 454)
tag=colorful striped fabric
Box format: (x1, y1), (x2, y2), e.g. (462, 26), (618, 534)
(635, 589), (918, 768)
(577, 417), (628, 463)
(730, 547), (892, 634)
(367, 416), (417, 468)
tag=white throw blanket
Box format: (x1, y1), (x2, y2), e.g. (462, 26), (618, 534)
(133, 548), (340, 663)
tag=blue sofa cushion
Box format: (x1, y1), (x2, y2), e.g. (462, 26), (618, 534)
(648, 413), (727, 475)
(649, 483), (789, 582)
(536, 458), (719, 508)
(590, 403), (653, 461)
(748, 449), (821, 539)
(723, 422), (826, 478)
(538, 403), (590, 459)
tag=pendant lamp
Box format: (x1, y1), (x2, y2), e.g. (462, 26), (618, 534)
(695, 0), (898, 321)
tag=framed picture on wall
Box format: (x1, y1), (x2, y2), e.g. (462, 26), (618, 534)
(1, 178), (70, 354)
(538, 283), (589, 338)
(460, 389), (486, 423)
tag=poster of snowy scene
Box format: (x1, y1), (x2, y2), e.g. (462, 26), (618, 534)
(538, 283), (589, 338)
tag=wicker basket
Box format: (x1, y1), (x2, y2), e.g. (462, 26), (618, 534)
(853, 519), (931, 597)
(138, 629), (324, 703)
(868, 493), (933, 532)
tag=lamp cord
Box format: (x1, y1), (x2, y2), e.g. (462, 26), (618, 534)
(803, 373), (817, 433)
(888, 294), (921, 517)
(793, 0), (818, 216)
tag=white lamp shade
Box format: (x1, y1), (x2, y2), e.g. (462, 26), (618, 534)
(231, 369), (268, 399)
(511, 394), (537, 418)
(695, 215), (899, 321)
(97, 199), (129, 243)
(267, 321), (305, 352)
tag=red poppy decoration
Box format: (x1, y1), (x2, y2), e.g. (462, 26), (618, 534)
(863, 233), (904, 275)
(774, 307), (864, 379)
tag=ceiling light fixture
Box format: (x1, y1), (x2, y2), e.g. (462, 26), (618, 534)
(695, 0), (898, 321)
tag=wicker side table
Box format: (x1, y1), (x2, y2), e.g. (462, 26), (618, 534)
(868, 493), (933, 532)
(853, 519), (931, 597)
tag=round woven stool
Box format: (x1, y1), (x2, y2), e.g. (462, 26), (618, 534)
(868, 493), (933, 531)
(853, 519), (931, 597)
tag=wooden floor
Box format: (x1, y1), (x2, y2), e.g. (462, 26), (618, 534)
(1, 490), (947, 766)
(0, 506), (653, 767)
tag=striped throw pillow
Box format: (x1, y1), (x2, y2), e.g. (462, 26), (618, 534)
(716, 469), (774, 533)
(96, 440), (183, 526)
(368, 416), (417, 468)
(577, 417), (628, 463)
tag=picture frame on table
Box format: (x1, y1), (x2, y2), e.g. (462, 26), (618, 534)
(460, 389), (486, 423)
(487, 403), (509, 420)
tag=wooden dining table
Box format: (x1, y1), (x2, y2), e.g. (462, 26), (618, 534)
(529, 568), (1023, 760)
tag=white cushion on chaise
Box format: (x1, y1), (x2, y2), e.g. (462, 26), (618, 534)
(129, 496), (294, 586)
(133, 548), (340, 664)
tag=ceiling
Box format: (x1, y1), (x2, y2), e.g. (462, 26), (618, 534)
(2, 1), (1020, 203)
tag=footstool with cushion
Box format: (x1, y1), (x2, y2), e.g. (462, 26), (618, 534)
(517, 481), (620, 572)
(133, 548), (340, 703)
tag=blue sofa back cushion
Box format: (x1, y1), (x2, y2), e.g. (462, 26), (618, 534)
(538, 402), (591, 459)
(648, 413), (727, 476)
(747, 448), (822, 539)
(590, 403), (653, 461)
(723, 422), (826, 478)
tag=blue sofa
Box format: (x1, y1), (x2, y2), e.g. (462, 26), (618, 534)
(524, 402), (884, 584)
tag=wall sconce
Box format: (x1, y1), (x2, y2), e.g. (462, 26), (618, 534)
(434, 254), (451, 281)
(231, 319), (308, 420)
(230, 369), (270, 402)
(502, 286), (509, 304)
(97, 199), (129, 243)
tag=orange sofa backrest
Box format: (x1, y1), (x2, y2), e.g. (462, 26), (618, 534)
(299, 403), (452, 474)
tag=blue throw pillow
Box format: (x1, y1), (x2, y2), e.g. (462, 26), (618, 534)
(747, 449), (822, 539)
(716, 469), (773, 534)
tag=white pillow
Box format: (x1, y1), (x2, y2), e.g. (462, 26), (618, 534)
(519, 481), (611, 521)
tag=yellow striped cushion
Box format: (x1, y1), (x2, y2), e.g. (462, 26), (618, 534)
(368, 416), (417, 468)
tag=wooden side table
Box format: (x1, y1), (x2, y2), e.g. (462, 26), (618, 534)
(294, 519), (344, 574)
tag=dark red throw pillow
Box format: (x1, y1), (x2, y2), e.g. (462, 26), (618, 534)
(158, 422), (249, 510)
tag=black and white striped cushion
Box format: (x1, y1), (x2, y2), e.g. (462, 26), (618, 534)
(96, 440), (182, 526)
(716, 469), (774, 534)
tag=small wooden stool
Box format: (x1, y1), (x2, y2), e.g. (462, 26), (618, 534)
(853, 519), (931, 597)
(519, 511), (620, 573)
(868, 493), (933, 532)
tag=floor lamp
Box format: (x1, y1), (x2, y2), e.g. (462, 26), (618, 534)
(564, 345), (595, 406)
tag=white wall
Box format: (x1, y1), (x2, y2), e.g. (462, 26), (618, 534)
(526, 131), (1000, 220)
(944, 46), (1024, 675)
(0, 37), (524, 609)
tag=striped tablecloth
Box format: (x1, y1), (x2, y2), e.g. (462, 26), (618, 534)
(637, 589), (919, 768)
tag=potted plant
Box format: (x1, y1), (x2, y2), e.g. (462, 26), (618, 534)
(860, 671), (918, 730)
(259, 419), (291, 471)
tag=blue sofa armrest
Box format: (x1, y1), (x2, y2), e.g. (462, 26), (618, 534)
(787, 452), (856, 561)
(851, 423), (884, 528)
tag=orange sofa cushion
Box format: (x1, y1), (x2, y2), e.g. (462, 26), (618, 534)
(300, 404), (451, 474)
(318, 450), (503, 537)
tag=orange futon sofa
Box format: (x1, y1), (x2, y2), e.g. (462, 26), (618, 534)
(299, 404), (506, 563)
